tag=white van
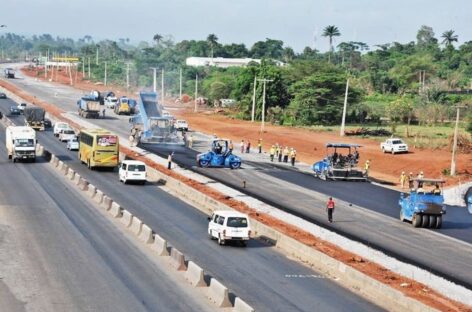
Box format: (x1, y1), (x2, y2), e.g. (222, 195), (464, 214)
(208, 211), (251, 246)
(119, 160), (146, 184)
(54, 122), (71, 137)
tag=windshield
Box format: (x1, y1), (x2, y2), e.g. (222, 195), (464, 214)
(58, 124), (69, 129)
(128, 164), (145, 171)
(392, 140), (403, 144)
(63, 130), (75, 134)
(15, 139), (34, 147)
(227, 217), (248, 228)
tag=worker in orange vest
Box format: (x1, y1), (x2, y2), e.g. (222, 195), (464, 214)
(326, 197), (335, 223)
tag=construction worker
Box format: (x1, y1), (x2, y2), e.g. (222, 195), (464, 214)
(283, 146), (289, 163)
(246, 140), (251, 153)
(417, 171), (424, 188)
(258, 139), (262, 153)
(228, 140), (234, 153)
(399, 171), (407, 189)
(364, 160), (370, 177)
(269, 145), (276, 162)
(326, 197), (335, 223)
(240, 140), (245, 153)
(432, 184), (441, 195)
(102, 108), (106, 119)
(277, 144), (282, 162)
(408, 172), (414, 189)
(418, 171), (424, 179)
(167, 152), (173, 170)
(290, 148), (296, 166)
(187, 134), (193, 148)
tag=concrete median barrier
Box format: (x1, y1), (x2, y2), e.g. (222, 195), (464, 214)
(170, 248), (186, 271)
(60, 163), (69, 174)
(50, 154), (58, 166)
(138, 224), (154, 244)
(67, 168), (75, 180)
(234, 297), (255, 312)
(207, 278), (232, 308)
(121, 210), (133, 227)
(57, 160), (64, 171)
(130, 216), (143, 236)
(109, 202), (122, 218)
(37, 145), (44, 156)
(153, 234), (169, 256)
(73, 173), (81, 185)
(94, 189), (104, 204)
(78, 177), (88, 191)
(87, 184), (97, 198)
(184, 261), (206, 287)
(101, 196), (112, 210)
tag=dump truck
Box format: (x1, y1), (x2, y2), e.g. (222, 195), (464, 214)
(77, 95), (101, 118)
(4, 68), (15, 79)
(6, 126), (36, 162)
(24, 106), (45, 131)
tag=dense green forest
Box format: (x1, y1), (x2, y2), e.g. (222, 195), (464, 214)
(0, 26), (471, 132)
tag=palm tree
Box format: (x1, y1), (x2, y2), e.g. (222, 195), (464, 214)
(153, 34), (163, 46)
(207, 34), (218, 58)
(322, 25), (341, 63)
(441, 30), (458, 47)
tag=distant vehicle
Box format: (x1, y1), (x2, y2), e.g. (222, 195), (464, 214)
(104, 96), (118, 109)
(219, 99), (237, 107)
(465, 187), (472, 214)
(24, 106), (45, 131)
(0, 92), (7, 99)
(77, 95), (101, 118)
(17, 103), (27, 113)
(44, 118), (52, 128)
(128, 99), (137, 114)
(78, 128), (119, 169)
(175, 119), (188, 131)
(399, 178), (446, 228)
(66, 137), (79, 151)
(6, 126), (36, 162)
(9, 106), (20, 115)
(53, 122), (71, 137)
(114, 97), (131, 115)
(119, 160), (146, 184)
(4, 68), (15, 79)
(59, 129), (76, 142)
(381, 138), (408, 154)
(162, 110), (171, 118)
(196, 139), (241, 169)
(312, 143), (366, 181)
(208, 210), (251, 246)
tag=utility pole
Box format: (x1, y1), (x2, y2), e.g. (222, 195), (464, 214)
(161, 68), (165, 105)
(257, 78), (273, 133)
(96, 47), (99, 65)
(126, 62), (131, 92)
(179, 68), (183, 100)
(150, 67), (157, 93)
(251, 75), (257, 122)
(450, 105), (465, 176)
(340, 78), (350, 136)
(104, 61), (107, 86)
(194, 74), (198, 113)
(68, 62), (73, 85)
(88, 57), (91, 78)
(81, 58), (85, 79)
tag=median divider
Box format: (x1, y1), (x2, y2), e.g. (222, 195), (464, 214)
(94, 189), (104, 204)
(170, 247), (186, 271)
(207, 278), (232, 308)
(153, 234), (170, 256)
(57, 160), (64, 171)
(130, 216), (143, 236)
(121, 209), (133, 227)
(78, 177), (88, 191)
(234, 297), (255, 312)
(73, 173), (81, 185)
(138, 224), (154, 244)
(61, 163), (69, 175)
(185, 261), (206, 287)
(67, 168), (75, 180)
(50, 154), (58, 166)
(87, 184), (97, 198)
(101, 196), (112, 210)
(109, 202), (122, 218)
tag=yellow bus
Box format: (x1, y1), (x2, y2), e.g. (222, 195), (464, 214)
(78, 128), (119, 169)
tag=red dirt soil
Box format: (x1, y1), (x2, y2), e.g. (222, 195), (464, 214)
(3, 74), (471, 311)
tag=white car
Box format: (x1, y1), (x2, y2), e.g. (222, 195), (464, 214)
(175, 119), (188, 131)
(67, 137), (79, 150)
(119, 160), (147, 184)
(380, 138), (409, 154)
(59, 129), (76, 142)
(54, 122), (70, 137)
(105, 96), (118, 109)
(208, 211), (251, 246)
(17, 103), (27, 113)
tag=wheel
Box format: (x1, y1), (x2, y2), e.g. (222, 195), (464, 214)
(412, 214), (422, 227)
(199, 159), (210, 167)
(435, 216), (442, 229)
(421, 215), (430, 228)
(320, 170), (327, 181)
(240, 241), (247, 247)
(399, 210), (404, 222)
(217, 234), (225, 245)
(230, 162), (241, 169)
(208, 230), (215, 240)
(382, 148), (385, 153)
(123, 179), (127, 185)
(391, 150), (395, 155)
(428, 215), (437, 228)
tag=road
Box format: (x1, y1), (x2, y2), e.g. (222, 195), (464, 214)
(0, 123), (215, 311)
(0, 99), (383, 311)
(1, 68), (471, 288)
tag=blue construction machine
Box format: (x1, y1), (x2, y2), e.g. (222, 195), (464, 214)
(196, 139), (241, 169)
(312, 143), (366, 181)
(399, 178), (446, 228)
(129, 92), (183, 144)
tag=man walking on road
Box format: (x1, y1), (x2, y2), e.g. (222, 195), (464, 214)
(400, 171), (407, 189)
(167, 152), (173, 170)
(364, 160), (370, 177)
(102, 108), (106, 119)
(283, 146), (289, 163)
(290, 148), (296, 166)
(258, 139), (262, 153)
(277, 144), (282, 162)
(269, 145), (276, 162)
(240, 140), (245, 153)
(326, 197), (335, 223)
(228, 140), (234, 153)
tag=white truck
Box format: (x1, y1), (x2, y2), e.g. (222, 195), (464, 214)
(6, 126), (37, 162)
(380, 138), (408, 154)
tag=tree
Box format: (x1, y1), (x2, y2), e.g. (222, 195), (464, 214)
(386, 97), (413, 133)
(250, 38), (284, 59)
(322, 25), (341, 63)
(153, 34), (163, 46)
(441, 30), (458, 47)
(207, 34), (218, 58)
(416, 25), (438, 48)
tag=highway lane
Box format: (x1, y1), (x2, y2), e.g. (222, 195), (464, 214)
(0, 124), (214, 311)
(2, 72), (472, 287)
(11, 105), (383, 311)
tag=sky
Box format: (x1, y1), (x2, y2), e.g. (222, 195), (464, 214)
(1, 0), (471, 52)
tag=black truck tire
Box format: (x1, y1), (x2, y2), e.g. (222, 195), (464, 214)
(412, 214), (422, 227)
(421, 215), (430, 228)
(428, 215), (437, 228)
(435, 216), (442, 229)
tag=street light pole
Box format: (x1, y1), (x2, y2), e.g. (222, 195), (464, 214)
(104, 61), (107, 86)
(340, 78), (350, 136)
(257, 78), (273, 133)
(161, 68), (165, 105)
(194, 74), (198, 113)
(450, 105), (465, 176)
(179, 67), (183, 100)
(251, 75), (257, 122)
(150, 67), (157, 93)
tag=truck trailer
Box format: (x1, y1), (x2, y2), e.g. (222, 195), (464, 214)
(6, 126), (37, 162)
(24, 106), (46, 131)
(77, 96), (101, 118)
(4, 68), (15, 79)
